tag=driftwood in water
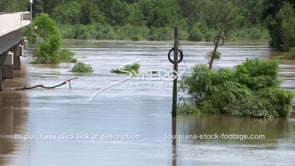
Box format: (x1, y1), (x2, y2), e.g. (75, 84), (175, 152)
(13, 77), (78, 90)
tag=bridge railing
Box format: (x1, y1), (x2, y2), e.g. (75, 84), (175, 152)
(0, 12), (31, 36)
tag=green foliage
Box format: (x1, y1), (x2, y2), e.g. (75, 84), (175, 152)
(60, 49), (77, 63)
(208, 51), (222, 59)
(263, 1), (295, 50)
(116, 24), (150, 41)
(177, 103), (200, 115)
(32, 13), (62, 64)
(151, 70), (158, 74)
(282, 47), (295, 59)
(236, 58), (280, 90)
(276, 2), (295, 50)
(51, 1), (82, 24)
(71, 62), (93, 73)
(0, 0), (27, 11)
(0, 0), (275, 41)
(189, 23), (204, 41)
(111, 63), (140, 75)
(149, 27), (174, 40)
(180, 58), (294, 118)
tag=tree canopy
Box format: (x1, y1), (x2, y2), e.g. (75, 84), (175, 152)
(1, 0), (294, 48)
(31, 13), (62, 64)
(263, 0), (295, 50)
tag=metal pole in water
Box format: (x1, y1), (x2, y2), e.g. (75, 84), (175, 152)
(30, 0), (33, 31)
(172, 27), (179, 117)
(209, 30), (224, 69)
(172, 116), (177, 165)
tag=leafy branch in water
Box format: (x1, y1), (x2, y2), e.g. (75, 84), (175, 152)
(71, 62), (93, 73)
(208, 51), (222, 59)
(60, 49), (77, 63)
(111, 63), (140, 75)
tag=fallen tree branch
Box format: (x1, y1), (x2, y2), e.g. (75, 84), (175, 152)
(12, 77), (78, 90)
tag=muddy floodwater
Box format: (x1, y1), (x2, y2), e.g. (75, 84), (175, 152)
(0, 40), (295, 166)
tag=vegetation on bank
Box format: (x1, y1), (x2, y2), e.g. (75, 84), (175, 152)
(57, 24), (269, 42)
(263, 1), (295, 50)
(3, 0), (295, 49)
(111, 63), (140, 75)
(1, 0), (271, 41)
(282, 47), (295, 59)
(71, 62), (93, 73)
(179, 58), (294, 118)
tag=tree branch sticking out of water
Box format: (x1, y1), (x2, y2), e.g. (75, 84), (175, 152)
(10, 77), (78, 90)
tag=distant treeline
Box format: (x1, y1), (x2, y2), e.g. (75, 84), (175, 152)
(1, 0), (295, 48)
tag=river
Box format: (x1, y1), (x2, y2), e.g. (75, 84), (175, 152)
(0, 40), (294, 166)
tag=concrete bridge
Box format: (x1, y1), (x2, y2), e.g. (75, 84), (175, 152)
(0, 12), (30, 90)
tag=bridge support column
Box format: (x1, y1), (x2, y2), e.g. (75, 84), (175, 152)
(0, 68), (2, 91)
(11, 44), (22, 70)
(1, 51), (14, 79)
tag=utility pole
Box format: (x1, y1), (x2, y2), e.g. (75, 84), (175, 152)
(172, 27), (179, 118)
(209, 30), (224, 69)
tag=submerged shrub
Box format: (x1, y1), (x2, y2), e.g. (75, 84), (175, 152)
(180, 58), (294, 118)
(178, 103), (200, 115)
(207, 51), (222, 59)
(111, 63), (140, 75)
(235, 58), (280, 90)
(282, 47), (295, 59)
(32, 13), (62, 64)
(60, 48), (77, 63)
(71, 62), (93, 73)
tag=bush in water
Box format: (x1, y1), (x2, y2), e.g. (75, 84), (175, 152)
(32, 13), (62, 64)
(180, 58), (294, 118)
(60, 49), (77, 63)
(71, 62), (93, 73)
(282, 47), (295, 59)
(111, 63), (140, 75)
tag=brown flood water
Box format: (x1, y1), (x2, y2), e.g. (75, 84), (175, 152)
(0, 40), (294, 166)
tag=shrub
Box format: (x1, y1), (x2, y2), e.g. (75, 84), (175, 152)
(71, 62), (93, 73)
(60, 49), (77, 63)
(149, 27), (174, 40)
(177, 103), (200, 115)
(180, 58), (294, 118)
(282, 47), (295, 59)
(188, 25), (204, 41)
(32, 13), (62, 64)
(111, 63), (140, 75)
(207, 51), (222, 59)
(235, 58), (280, 90)
(57, 24), (76, 39)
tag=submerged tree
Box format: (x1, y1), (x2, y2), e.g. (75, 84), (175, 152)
(32, 13), (62, 64)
